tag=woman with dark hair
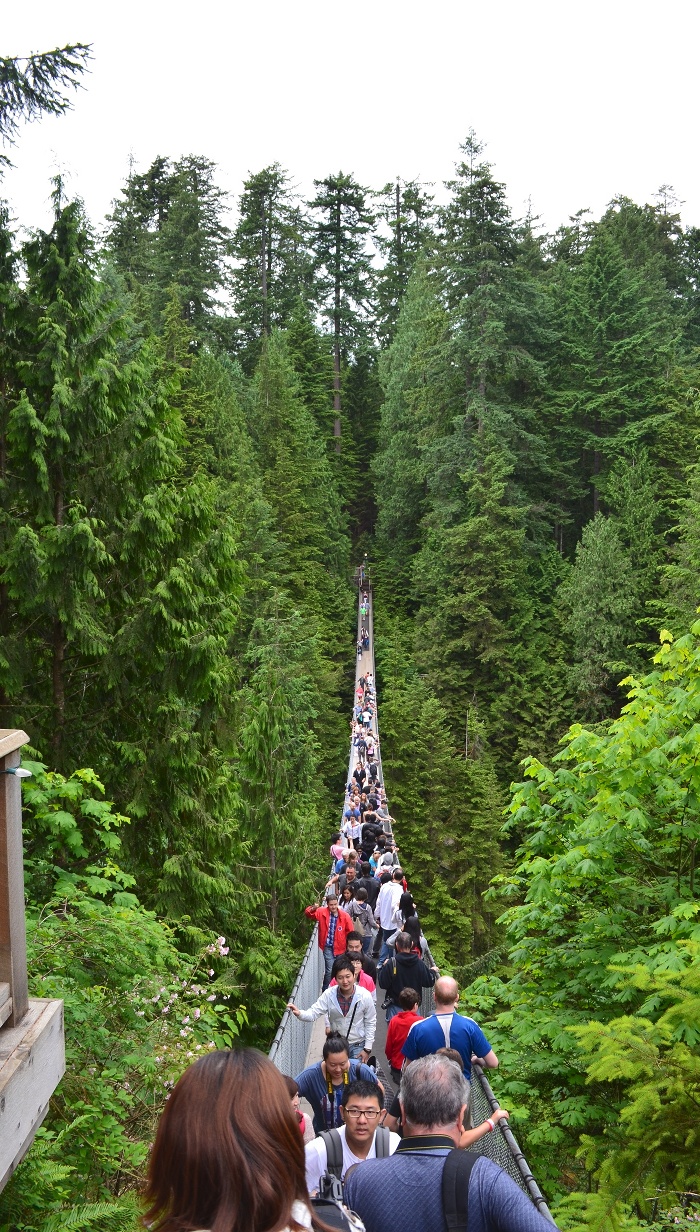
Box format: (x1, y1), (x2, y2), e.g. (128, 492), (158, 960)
(143, 1047), (317, 1232)
(403, 914), (439, 972)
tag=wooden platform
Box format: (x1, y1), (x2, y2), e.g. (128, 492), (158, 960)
(0, 999), (65, 1192)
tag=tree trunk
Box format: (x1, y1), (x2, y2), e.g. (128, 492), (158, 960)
(269, 842), (277, 932)
(52, 618), (65, 760)
(52, 481), (65, 760)
(592, 448), (601, 513)
(261, 192), (269, 336)
(395, 180), (403, 292)
(333, 196), (342, 452)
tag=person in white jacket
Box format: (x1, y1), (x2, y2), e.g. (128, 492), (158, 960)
(374, 868), (404, 965)
(288, 958), (376, 1061)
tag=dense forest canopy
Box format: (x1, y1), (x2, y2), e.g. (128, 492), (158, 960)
(0, 109), (698, 1231)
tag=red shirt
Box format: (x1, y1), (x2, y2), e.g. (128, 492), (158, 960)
(385, 1010), (423, 1071)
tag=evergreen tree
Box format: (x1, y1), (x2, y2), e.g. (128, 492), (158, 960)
(376, 624), (503, 964)
(375, 178), (435, 342)
(553, 223), (677, 516)
(231, 164), (312, 371)
(414, 445), (569, 776)
(0, 191), (147, 757)
(284, 296), (334, 438)
(309, 172), (375, 450)
(106, 155), (231, 334)
(248, 332), (352, 785)
(558, 512), (639, 718)
(238, 609), (327, 935)
(602, 448), (664, 615)
(373, 261), (457, 604)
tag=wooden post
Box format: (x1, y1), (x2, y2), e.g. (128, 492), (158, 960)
(0, 730), (30, 1026)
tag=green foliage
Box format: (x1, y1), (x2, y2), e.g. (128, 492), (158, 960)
(558, 513), (640, 717)
(376, 617), (503, 964)
(0, 890), (245, 1230)
(106, 155), (231, 333)
(231, 164), (312, 370)
(0, 44), (91, 164)
(21, 759), (136, 905)
(468, 621), (700, 1213)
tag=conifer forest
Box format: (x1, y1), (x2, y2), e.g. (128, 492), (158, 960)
(0, 42), (699, 1232)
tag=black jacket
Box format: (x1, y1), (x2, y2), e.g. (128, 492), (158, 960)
(356, 875), (380, 909)
(377, 952), (436, 1003)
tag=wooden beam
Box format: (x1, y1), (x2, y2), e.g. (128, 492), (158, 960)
(0, 733), (30, 1025)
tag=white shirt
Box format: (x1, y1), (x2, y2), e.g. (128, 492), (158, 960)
(375, 880), (403, 929)
(296, 985), (376, 1050)
(305, 1125), (401, 1194)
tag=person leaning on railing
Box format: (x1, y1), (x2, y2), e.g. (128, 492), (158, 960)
(344, 1054), (553, 1232)
(287, 956), (376, 1063)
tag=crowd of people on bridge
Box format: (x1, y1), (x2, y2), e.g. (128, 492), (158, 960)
(143, 582), (555, 1232)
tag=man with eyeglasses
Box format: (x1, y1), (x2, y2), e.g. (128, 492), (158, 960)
(304, 1080), (400, 1194)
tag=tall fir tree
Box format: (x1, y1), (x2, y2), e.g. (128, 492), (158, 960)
(309, 172), (375, 452)
(106, 155), (231, 336)
(558, 512), (640, 719)
(231, 164), (312, 371)
(374, 178), (435, 342)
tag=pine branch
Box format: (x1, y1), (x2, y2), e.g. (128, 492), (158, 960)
(0, 43), (92, 150)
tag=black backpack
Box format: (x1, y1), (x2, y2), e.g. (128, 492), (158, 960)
(311, 1127), (391, 1230)
(441, 1150), (479, 1232)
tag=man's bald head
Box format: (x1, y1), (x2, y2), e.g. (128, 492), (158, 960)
(434, 976), (459, 1009)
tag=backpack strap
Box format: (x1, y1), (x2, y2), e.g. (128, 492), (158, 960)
(374, 1125), (391, 1158)
(319, 1128), (344, 1179)
(441, 1150), (479, 1232)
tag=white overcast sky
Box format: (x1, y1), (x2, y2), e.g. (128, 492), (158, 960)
(2, 0), (699, 239)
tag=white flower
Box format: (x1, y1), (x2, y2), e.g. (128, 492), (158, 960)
(207, 994), (216, 1001)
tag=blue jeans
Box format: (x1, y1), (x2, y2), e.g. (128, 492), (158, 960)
(378, 928), (395, 967)
(386, 1001), (402, 1024)
(361, 934), (372, 956)
(348, 1040), (366, 1060)
(322, 946), (336, 990)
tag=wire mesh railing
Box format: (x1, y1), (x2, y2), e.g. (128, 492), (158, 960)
(420, 987), (555, 1223)
(269, 925), (323, 1080)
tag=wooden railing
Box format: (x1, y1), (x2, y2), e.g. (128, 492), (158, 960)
(0, 729), (65, 1192)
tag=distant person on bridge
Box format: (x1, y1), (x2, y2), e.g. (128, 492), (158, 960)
(295, 1032), (382, 1135)
(305, 893), (354, 990)
(378, 932), (437, 1021)
(401, 976), (497, 1080)
(344, 1054), (552, 1232)
(288, 956), (376, 1062)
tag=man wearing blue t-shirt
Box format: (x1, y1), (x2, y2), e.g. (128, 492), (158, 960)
(401, 977), (497, 1080)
